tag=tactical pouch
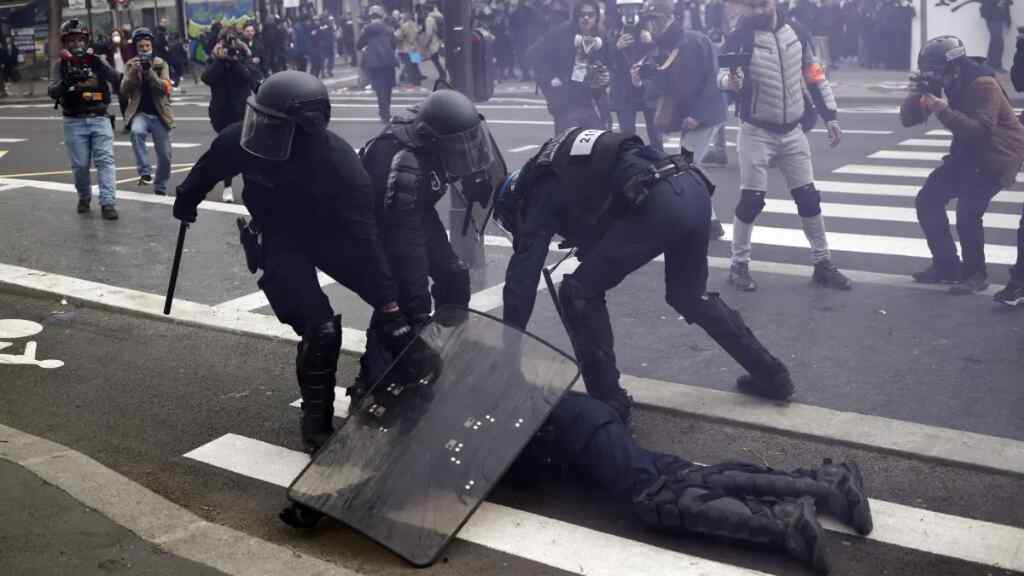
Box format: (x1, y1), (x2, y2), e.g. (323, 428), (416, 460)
(622, 152), (714, 209)
(236, 217), (262, 273)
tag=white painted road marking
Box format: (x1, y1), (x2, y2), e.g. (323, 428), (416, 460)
(0, 138), (26, 143)
(836, 163), (1024, 183)
(764, 198), (1021, 229)
(925, 129), (953, 137)
(289, 387), (351, 418)
(869, 150), (944, 162)
(113, 141), (203, 149)
(185, 432), (1024, 573)
(899, 138), (952, 147)
(815, 179), (1024, 204)
(507, 144), (539, 153)
(215, 272), (335, 313)
(3, 261), (1020, 474)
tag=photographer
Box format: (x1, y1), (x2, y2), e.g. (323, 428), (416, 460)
(121, 28), (174, 195)
(993, 29), (1024, 306)
(609, 0), (664, 151)
(527, 0), (610, 135)
(901, 36), (1024, 294)
(202, 28), (260, 203)
(48, 19), (121, 220)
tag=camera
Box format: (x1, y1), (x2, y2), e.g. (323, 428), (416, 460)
(66, 64), (92, 83)
(225, 36), (241, 58)
(138, 52), (153, 71)
(911, 72), (944, 97)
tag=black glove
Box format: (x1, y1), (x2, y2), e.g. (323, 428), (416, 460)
(377, 309), (442, 385)
(172, 190), (197, 223)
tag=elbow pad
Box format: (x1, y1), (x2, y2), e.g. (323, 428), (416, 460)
(385, 149), (422, 212)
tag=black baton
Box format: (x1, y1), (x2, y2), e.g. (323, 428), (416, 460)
(164, 222), (188, 315)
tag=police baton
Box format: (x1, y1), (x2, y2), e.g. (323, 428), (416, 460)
(164, 222), (188, 315)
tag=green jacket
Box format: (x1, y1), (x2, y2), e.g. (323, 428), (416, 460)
(120, 56), (174, 129)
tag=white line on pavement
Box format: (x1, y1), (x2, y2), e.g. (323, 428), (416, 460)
(0, 176), (245, 213)
(925, 129), (953, 137)
(764, 198), (1021, 229)
(289, 387), (351, 418)
(214, 272), (334, 312)
(836, 163), (1024, 183)
(899, 138), (952, 147)
(185, 432), (1024, 572)
(815, 179), (1024, 204)
(0, 150), (6, 159)
(869, 150), (944, 162)
(2, 261), (1019, 473)
(0, 137), (27, 143)
(113, 141), (203, 149)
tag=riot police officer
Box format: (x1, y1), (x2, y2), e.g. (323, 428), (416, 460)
(173, 71), (434, 453)
(353, 89), (506, 394)
(497, 128), (794, 421)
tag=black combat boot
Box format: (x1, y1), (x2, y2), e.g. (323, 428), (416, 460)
(634, 479), (831, 574)
(686, 293), (794, 400)
(700, 460), (873, 535)
(296, 315), (342, 453)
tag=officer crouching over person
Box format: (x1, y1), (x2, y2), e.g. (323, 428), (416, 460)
(497, 128), (796, 422)
(351, 89), (505, 396)
(172, 71), (437, 453)
(902, 36), (1024, 294)
(49, 19), (121, 220)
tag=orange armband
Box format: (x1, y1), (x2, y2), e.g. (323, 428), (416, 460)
(804, 62), (826, 84)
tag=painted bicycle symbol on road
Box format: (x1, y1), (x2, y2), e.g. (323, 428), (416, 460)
(0, 319), (64, 369)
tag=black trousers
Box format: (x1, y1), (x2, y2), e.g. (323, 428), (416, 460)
(258, 231), (379, 336)
(563, 172), (711, 400)
(988, 19), (1006, 70)
(1014, 202), (1024, 282)
(915, 160), (1001, 276)
(367, 66), (395, 121)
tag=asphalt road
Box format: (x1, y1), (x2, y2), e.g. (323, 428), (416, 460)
(1, 88), (1023, 576)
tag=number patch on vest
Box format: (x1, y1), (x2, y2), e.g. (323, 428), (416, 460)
(569, 129), (606, 157)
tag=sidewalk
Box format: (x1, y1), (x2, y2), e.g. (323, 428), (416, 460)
(5, 62), (1007, 106)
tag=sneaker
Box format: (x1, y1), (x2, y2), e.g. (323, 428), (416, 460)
(222, 186), (234, 203)
(710, 219), (725, 239)
(737, 370), (795, 401)
(812, 260), (853, 290)
(993, 281), (1024, 306)
(101, 205), (119, 220)
(912, 263), (960, 284)
(948, 272), (989, 295)
(138, 174), (153, 186)
(76, 197), (90, 214)
(728, 262), (757, 291)
(154, 189), (166, 196)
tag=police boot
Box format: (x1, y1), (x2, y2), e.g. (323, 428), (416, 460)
(634, 480), (830, 574)
(687, 293), (794, 400)
(702, 460), (873, 535)
(296, 315), (342, 454)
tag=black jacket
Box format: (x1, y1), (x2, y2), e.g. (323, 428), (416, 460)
(48, 54), (120, 117)
(176, 123), (398, 308)
(201, 56), (259, 131)
(528, 20), (608, 114)
(357, 21), (398, 69)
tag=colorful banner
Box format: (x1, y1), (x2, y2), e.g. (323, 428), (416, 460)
(184, 0), (256, 41)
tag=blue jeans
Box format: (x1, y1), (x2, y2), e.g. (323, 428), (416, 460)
(63, 116), (117, 206)
(615, 109), (663, 153)
(130, 113), (172, 194)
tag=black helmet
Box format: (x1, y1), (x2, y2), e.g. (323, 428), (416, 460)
(240, 70), (331, 160)
(413, 90), (496, 180)
(131, 27), (154, 45)
(60, 19), (89, 41)
(918, 35), (967, 76)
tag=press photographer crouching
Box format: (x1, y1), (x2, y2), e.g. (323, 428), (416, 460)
(902, 36), (1024, 294)
(121, 27), (174, 195)
(48, 19), (121, 220)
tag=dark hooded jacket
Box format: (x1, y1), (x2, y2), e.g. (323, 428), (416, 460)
(527, 1), (607, 115)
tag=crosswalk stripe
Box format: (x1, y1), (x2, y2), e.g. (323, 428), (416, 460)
(184, 434), (774, 576)
(869, 150), (944, 162)
(707, 223), (1018, 264)
(113, 141), (202, 149)
(764, 198), (1021, 229)
(815, 179), (1024, 204)
(925, 129), (952, 136)
(899, 138), (951, 147)
(836, 164), (1024, 183)
(0, 150), (6, 159)
(507, 144), (538, 153)
(184, 432), (1024, 572)
(289, 387), (351, 418)
(0, 138), (26, 143)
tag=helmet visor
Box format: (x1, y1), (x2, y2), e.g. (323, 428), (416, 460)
(437, 122), (496, 179)
(240, 99), (295, 161)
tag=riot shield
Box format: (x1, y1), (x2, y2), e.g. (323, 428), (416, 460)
(287, 308), (580, 567)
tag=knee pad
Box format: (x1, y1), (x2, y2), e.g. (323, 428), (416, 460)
(557, 275), (589, 325)
(297, 315), (342, 376)
(790, 183), (821, 218)
(431, 258), (471, 308)
(734, 189), (766, 224)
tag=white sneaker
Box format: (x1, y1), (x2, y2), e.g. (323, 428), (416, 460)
(221, 186), (234, 203)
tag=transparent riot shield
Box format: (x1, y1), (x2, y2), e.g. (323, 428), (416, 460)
(286, 308), (580, 566)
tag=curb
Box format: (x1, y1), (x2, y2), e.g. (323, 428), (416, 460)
(0, 422), (363, 576)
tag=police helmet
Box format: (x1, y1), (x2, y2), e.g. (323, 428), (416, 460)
(240, 71), (331, 161)
(60, 19), (89, 41)
(414, 90), (498, 180)
(918, 35), (967, 77)
(131, 27), (154, 45)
